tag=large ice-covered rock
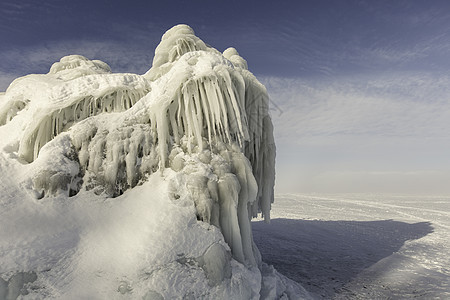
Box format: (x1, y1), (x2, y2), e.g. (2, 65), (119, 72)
(0, 25), (310, 299)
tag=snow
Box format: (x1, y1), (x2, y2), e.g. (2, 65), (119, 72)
(0, 24), (308, 299)
(0, 165), (256, 299)
(6, 23), (445, 300)
(2, 22), (447, 300)
(253, 194), (450, 299)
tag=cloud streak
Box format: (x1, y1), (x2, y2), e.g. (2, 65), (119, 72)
(0, 37), (157, 91)
(261, 72), (450, 194)
(0, 71), (17, 92)
(262, 72), (450, 142)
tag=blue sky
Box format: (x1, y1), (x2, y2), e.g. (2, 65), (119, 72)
(1, 0), (450, 194)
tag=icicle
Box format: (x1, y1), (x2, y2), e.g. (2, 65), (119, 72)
(14, 25), (277, 268)
(168, 101), (180, 144)
(182, 85), (194, 153)
(191, 81), (204, 151)
(217, 172), (245, 264)
(231, 149), (259, 266)
(198, 80), (213, 145)
(18, 82), (149, 162)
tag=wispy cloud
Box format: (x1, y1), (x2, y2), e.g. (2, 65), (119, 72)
(0, 36), (157, 91)
(261, 72), (450, 193)
(262, 72), (450, 143)
(0, 17), (168, 92)
(0, 71), (17, 92)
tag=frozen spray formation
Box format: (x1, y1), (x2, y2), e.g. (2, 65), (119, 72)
(0, 25), (275, 269)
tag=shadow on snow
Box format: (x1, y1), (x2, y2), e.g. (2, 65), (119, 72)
(252, 218), (433, 298)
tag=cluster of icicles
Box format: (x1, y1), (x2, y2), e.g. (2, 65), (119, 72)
(0, 25), (276, 266)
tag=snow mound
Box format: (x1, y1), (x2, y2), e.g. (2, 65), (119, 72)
(49, 55), (112, 76)
(0, 24), (309, 299)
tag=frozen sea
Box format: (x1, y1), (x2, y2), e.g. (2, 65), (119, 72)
(252, 194), (450, 299)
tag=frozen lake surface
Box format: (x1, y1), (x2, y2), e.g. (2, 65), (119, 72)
(252, 194), (450, 299)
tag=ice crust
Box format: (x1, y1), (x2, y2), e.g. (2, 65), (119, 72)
(0, 25), (289, 299)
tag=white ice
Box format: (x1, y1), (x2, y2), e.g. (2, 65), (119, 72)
(0, 24), (303, 299)
(253, 194), (450, 299)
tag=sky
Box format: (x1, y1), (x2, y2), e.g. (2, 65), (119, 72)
(1, 0), (450, 194)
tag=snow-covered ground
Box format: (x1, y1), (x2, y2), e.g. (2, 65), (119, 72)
(253, 194), (450, 299)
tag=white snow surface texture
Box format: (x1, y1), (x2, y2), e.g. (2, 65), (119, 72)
(0, 25), (309, 299)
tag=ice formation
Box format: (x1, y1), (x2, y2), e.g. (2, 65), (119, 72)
(0, 25), (290, 299)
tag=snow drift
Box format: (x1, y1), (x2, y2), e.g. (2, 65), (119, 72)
(0, 25), (309, 299)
